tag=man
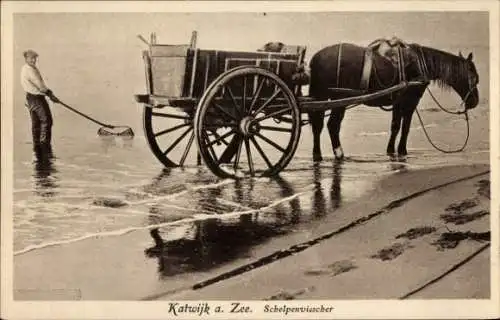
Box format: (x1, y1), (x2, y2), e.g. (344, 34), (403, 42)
(21, 50), (59, 157)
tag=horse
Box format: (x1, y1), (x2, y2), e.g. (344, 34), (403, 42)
(307, 41), (479, 161)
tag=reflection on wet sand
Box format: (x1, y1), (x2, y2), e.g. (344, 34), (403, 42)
(312, 163), (327, 218)
(145, 220), (288, 277)
(33, 152), (59, 197)
(388, 157), (409, 173)
(122, 136), (134, 149)
(144, 164), (345, 279)
(272, 176), (302, 224)
(99, 136), (134, 152)
(312, 162), (342, 218)
(331, 162), (342, 209)
(100, 136), (117, 153)
(143, 168), (175, 196)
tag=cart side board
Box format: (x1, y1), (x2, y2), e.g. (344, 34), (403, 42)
(143, 41), (306, 100)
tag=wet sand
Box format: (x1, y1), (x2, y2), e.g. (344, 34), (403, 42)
(13, 163), (491, 300)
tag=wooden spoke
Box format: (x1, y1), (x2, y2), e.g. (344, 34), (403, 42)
(242, 76), (247, 113)
(212, 102), (238, 121)
(163, 127), (192, 156)
(255, 132), (286, 153)
(252, 88), (283, 117)
(202, 131), (219, 165)
(179, 131), (195, 166)
(204, 122), (238, 129)
(225, 85), (243, 116)
(144, 107), (197, 167)
(233, 137), (243, 172)
(151, 112), (191, 120)
(209, 130), (230, 146)
(207, 129), (236, 147)
(248, 77), (265, 114)
(259, 125), (293, 133)
(194, 66), (301, 178)
(154, 123), (190, 137)
(218, 135), (241, 164)
(254, 107), (292, 123)
(244, 138), (255, 176)
(272, 115), (294, 123)
(250, 136), (272, 169)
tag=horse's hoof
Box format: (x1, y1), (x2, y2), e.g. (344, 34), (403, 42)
(334, 147), (344, 160)
(387, 152), (398, 161)
(313, 154), (323, 162)
(388, 153), (398, 161)
(334, 154), (345, 161)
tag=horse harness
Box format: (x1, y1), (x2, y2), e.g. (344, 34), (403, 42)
(335, 38), (430, 94)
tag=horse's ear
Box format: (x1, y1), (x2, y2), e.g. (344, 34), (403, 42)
(467, 52), (473, 61)
(458, 51), (464, 58)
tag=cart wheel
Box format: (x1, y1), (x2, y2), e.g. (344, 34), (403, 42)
(143, 106), (199, 167)
(194, 66), (301, 179)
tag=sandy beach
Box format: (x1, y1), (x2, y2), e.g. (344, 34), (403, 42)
(13, 163), (491, 301)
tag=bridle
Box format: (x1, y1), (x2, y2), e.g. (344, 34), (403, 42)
(415, 45), (478, 114)
(413, 45), (479, 153)
(462, 70), (479, 109)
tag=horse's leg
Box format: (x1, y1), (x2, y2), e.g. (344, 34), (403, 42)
(308, 111), (325, 162)
(397, 88), (425, 156)
(327, 107), (346, 160)
(386, 106), (402, 155)
(397, 106), (417, 156)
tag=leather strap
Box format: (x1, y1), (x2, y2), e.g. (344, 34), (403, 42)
(336, 43), (343, 88)
(416, 46), (430, 82)
(360, 48), (373, 91)
(397, 46), (405, 82)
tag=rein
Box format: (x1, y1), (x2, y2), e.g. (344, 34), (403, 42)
(416, 86), (475, 153)
(415, 106), (470, 154)
(410, 45), (473, 153)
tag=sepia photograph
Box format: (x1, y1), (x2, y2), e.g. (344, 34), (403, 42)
(1, 1), (498, 319)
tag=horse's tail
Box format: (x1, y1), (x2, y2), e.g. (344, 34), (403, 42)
(308, 53), (321, 98)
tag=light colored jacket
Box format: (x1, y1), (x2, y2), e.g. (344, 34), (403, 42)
(21, 64), (49, 95)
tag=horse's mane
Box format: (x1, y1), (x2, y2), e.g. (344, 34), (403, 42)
(412, 45), (469, 91)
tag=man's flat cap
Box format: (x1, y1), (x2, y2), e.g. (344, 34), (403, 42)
(23, 50), (39, 58)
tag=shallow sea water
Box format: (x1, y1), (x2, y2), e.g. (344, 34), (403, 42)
(12, 96), (490, 255)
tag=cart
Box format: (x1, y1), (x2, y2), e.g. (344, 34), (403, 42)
(135, 32), (421, 179)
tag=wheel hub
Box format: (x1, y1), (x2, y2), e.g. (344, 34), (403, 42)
(239, 116), (260, 137)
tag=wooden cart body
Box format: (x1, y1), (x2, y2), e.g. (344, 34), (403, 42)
(139, 38), (306, 109)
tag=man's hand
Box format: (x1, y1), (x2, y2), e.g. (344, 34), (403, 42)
(46, 90), (60, 103)
(50, 95), (60, 103)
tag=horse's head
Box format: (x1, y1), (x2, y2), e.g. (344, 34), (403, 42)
(455, 51), (479, 110)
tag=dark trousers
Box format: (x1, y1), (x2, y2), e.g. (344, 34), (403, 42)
(26, 93), (53, 152)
